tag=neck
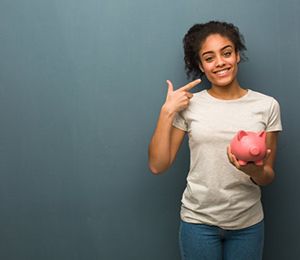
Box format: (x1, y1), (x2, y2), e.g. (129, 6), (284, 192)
(208, 79), (247, 100)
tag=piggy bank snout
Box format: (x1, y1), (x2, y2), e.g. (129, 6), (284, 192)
(249, 146), (260, 156)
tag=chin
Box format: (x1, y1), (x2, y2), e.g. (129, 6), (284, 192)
(210, 77), (235, 88)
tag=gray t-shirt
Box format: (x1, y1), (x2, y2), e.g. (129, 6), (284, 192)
(173, 89), (282, 229)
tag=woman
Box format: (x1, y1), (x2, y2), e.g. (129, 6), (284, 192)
(148, 21), (282, 260)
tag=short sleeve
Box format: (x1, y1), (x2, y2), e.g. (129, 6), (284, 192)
(266, 98), (282, 132)
(172, 112), (188, 131)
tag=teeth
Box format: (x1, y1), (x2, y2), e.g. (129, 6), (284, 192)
(215, 69), (229, 76)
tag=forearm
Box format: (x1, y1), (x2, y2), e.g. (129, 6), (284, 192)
(148, 106), (175, 174)
(250, 165), (275, 186)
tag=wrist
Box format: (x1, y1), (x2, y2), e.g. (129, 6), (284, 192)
(248, 167), (263, 181)
(250, 177), (258, 185)
(161, 104), (176, 119)
(249, 166), (274, 186)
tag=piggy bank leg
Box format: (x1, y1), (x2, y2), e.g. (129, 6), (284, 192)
(238, 160), (247, 166)
(255, 160), (264, 166)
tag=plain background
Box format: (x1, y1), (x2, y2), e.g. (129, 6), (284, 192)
(0, 0), (299, 259)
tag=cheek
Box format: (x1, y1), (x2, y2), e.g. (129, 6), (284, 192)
(201, 63), (213, 72)
(230, 60), (239, 73)
(229, 55), (239, 66)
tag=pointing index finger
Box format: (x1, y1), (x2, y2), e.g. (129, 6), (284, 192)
(180, 79), (201, 91)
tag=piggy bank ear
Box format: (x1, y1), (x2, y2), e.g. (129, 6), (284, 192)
(237, 130), (247, 141)
(258, 131), (266, 139)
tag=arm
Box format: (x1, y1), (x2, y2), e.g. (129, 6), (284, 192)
(148, 109), (186, 174)
(227, 131), (279, 186)
(148, 79), (201, 174)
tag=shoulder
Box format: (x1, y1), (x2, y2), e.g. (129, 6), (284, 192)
(247, 90), (281, 108)
(190, 89), (209, 103)
(248, 90), (279, 103)
(248, 90), (282, 120)
(193, 89), (207, 98)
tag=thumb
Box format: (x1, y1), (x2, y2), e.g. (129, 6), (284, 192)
(265, 149), (271, 160)
(262, 149), (271, 165)
(166, 80), (174, 94)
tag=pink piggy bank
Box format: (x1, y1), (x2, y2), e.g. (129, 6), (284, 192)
(230, 130), (267, 166)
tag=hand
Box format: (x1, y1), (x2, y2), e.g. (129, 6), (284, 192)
(227, 145), (271, 178)
(163, 79), (201, 114)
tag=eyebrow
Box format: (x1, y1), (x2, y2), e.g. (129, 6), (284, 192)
(201, 45), (233, 57)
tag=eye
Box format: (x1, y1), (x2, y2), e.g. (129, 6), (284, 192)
(204, 56), (213, 62)
(223, 51), (232, 57)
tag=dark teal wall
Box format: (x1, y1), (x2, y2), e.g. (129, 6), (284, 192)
(0, 0), (299, 259)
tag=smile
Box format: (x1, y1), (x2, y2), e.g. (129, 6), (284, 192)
(214, 68), (230, 76)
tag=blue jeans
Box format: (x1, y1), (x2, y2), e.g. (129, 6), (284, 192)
(179, 220), (264, 260)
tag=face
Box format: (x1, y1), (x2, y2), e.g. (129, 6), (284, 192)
(198, 34), (240, 88)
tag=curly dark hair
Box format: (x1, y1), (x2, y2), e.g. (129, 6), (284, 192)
(183, 21), (247, 79)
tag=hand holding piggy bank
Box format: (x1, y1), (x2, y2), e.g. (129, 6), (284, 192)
(230, 130), (267, 166)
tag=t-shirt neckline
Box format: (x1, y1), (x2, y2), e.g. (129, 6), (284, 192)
(204, 89), (251, 102)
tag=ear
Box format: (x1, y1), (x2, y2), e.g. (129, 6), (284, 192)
(237, 130), (247, 141)
(198, 62), (204, 72)
(237, 51), (241, 63)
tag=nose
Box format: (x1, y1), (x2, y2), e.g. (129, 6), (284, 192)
(215, 55), (225, 67)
